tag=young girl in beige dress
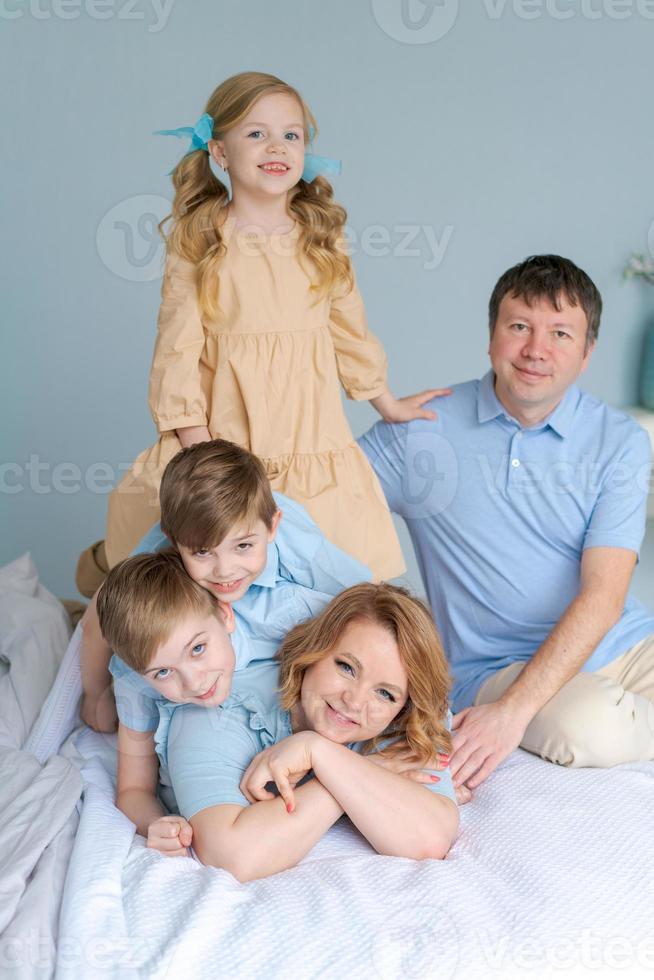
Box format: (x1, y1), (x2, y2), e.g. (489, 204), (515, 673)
(103, 71), (447, 581)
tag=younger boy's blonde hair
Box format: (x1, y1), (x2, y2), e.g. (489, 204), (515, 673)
(160, 439), (278, 551)
(96, 550), (220, 673)
(277, 582), (452, 764)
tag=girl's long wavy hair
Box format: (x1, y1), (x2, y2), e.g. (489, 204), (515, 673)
(277, 583), (453, 765)
(160, 71), (353, 320)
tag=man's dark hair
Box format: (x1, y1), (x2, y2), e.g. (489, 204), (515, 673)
(488, 255), (602, 352)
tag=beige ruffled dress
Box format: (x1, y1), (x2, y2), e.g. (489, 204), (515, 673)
(105, 220), (405, 580)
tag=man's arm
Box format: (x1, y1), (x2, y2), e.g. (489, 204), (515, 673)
(449, 546), (638, 788)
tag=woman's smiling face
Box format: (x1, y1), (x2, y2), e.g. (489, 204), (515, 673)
(295, 618), (409, 743)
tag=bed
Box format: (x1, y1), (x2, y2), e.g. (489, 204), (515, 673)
(4, 554), (654, 980)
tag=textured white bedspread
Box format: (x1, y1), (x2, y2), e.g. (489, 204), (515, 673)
(9, 556), (652, 980)
(58, 727), (654, 980)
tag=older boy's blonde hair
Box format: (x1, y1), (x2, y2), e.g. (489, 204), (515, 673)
(160, 439), (278, 551)
(277, 583), (452, 763)
(96, 550), (219, 673)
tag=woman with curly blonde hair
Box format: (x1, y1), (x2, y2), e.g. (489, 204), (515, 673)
(165, 582), (459, 881)
(90, 70), (449, 590)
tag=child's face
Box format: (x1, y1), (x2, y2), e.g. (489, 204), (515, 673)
(141, 606), (236, 705)
(295, 619), (409, 744)
(177, 511), (281, 603)
(208, 92), (306, 204)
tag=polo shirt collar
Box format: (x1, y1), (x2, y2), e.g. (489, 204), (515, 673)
(252, 541), (280, 588)
(477, 369), (578, 438)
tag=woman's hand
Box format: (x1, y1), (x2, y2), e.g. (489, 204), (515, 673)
(370, 388), (452, 423)
(146, 815), (193, 857)
(240, 732), (320, 813)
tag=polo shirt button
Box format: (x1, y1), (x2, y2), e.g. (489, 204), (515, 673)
(511, 459), (520, 467)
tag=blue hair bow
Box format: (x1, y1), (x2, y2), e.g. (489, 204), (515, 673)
(154, 115), (341, 183)
(303, 125), (341, 183)
(154, 112), (214, 154)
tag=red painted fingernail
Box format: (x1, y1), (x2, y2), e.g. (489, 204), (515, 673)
(430, 775), (441, 782)
(286, 803), (293, 813)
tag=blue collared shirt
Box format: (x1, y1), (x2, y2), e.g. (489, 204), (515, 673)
(359, 371), (654, 711)
(110, 492), (372, 732)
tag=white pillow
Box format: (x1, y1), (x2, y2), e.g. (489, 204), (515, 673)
(0, 553), (71, 749)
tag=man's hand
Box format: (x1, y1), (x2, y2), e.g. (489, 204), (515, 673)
(367, 747), (450, 787)
(146, 815), (193, 857)
(449, 701), (531, 789)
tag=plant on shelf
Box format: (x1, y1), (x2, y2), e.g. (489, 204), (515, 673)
(624, 254), (654, 286)
(624, 253), (654, 410)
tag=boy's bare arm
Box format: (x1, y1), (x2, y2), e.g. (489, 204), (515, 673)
(117, 724), (193, 856)
(80, 591), (117, 732)
(116, 724), (165, 834)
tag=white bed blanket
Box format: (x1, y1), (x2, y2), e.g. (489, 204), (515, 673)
(58, 728), (654, 980)
(0, 553), (71, 751)
(0, 554), (82, 980)
(7, 556), (653, 979)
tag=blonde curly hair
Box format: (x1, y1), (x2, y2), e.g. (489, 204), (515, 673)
(277, 583), (453, 764)
(160, 71), (353, 320)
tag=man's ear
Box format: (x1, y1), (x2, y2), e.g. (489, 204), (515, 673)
(217, 600), (235, 634)
(581, 338), (596, 372)
(267, 509), (282, 543)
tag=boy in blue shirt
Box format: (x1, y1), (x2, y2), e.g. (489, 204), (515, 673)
(81, 439), (371, 732)
(96, 549), (237, 855)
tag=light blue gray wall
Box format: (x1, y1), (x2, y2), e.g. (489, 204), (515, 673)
(3, 0), (653, 605)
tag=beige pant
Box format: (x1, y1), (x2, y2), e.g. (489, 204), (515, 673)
(474, 634), (654, 767)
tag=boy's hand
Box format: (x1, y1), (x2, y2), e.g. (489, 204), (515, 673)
(370, 388), (452, 424)
(80, 690), (118, 733)
(146, 815), (193, 856)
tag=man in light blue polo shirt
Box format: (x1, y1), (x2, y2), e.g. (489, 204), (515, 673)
(360, 254), (654, 790)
